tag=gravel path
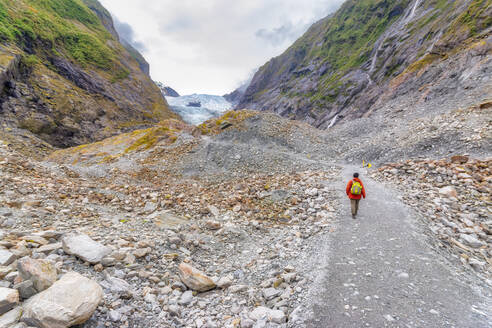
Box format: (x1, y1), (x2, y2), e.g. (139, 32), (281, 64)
(306, 165), (491, 328)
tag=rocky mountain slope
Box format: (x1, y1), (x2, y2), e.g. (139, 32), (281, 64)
(156, 82), (180, 97)
(0, 0), (177, 151)
(237, 0), (491, 128)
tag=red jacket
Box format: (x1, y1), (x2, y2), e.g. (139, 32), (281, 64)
(346, 178), (366, 200)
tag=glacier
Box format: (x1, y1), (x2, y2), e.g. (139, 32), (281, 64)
(166, 94), (233, 125)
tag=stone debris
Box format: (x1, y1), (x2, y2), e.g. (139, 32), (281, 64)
(373, 157), (491, 277)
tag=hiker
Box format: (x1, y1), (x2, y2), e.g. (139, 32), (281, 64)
(346, 173), (366, 218)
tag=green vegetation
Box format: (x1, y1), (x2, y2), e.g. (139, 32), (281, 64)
(260, 0), (410, 103)
(453, 0), (492, 36)
(0, 0), (128, 79)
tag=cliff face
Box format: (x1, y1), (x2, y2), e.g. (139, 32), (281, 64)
(0, 0), (177, 148)
(238, 0), (492, 128)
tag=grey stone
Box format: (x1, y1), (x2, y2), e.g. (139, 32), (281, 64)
(36, 243), (62, 254)
(0, 288), (19, 315)
(460, 234), (485, 248)
(262, 288), (281, 300)
(178, 290), (193, 305)
(13, 280), (37, 300)
(0, 250), (16, 266)
(62, 233), (111, 264)
(108, 310), (121, 322)
(0, 306), (22, 328)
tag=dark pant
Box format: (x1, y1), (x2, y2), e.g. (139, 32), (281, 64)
(350, 199), (360, 216)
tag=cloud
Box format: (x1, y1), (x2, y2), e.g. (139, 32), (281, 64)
(255, 22), (309, 46)
(99, 0), (345, 95)
(113, 17), (147, 52)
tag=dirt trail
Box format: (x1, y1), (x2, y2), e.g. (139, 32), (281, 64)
(305, 165), (491, 328)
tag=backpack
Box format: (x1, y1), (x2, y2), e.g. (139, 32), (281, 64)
(350, 180), (362, 195)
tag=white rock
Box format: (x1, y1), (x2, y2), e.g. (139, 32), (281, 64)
(0, 307), (22, 328)
(262, 288), (281, 300)
(216, 276), (233, 289)
(384, 314), (395, 322)
(37, 243), (62, 254)
(460, 234), (485, 248)
(21, 272), (102, 328)
(0, 250), (16, 267)
(62, 233), (111, 264)
(0, 288), (19, 315)
(178, 290), (193, 305)
(249, 306), (286, 323)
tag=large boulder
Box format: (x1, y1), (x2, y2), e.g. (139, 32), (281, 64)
(21, 272), (102, 328)
(62, 233), (111, 264)
(17, 257), (57, 292)
(178, 263), (216, 292)
(0, 288), (19, 315)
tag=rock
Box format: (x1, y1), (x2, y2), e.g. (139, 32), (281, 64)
(281, 272), (296, 283)
(108, 310), (121, 322)
(305, 188), (318, 196)
(0, 288), (19, 315)
(144, 201), (157, 213)
(20, 236), (49, 246)
(469, 258), (486, 270)
(216, 276), (233, 289)
(101, 275), (133, 298)
(450, 155), (468, 164)
(133, 248), (150, 258)
(0, 250), (16, 266)
(262, 288), (281, 300)
(0, 307), (23, 328)
(205, 220), (221, 230)
(178, 263), (216, 292)
(207, 205), (220, 218)
(0, 267), (14, 280)
(460, 234), (485, 248)
(168, 304), (180, 317)
(37, 242), (62, 254)
(62, 233), (111, 264)
(178, 290), (193, 305)
(249, 306), (286, 323)
(229, 285), (248, 293)
(384, 314), (395, 322)
(144, 293), (156, 304)
(438, 186), (457, 198)
(22, 272), (103, 328)
(13, 280), (37, 300)
(240, 318), (254, 328)
(17, 257), (57, 292)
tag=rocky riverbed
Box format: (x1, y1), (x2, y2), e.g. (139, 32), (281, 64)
(0, 141), (342, 327)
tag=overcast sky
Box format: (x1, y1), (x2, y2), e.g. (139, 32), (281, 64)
(99, 0), (344, 95)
